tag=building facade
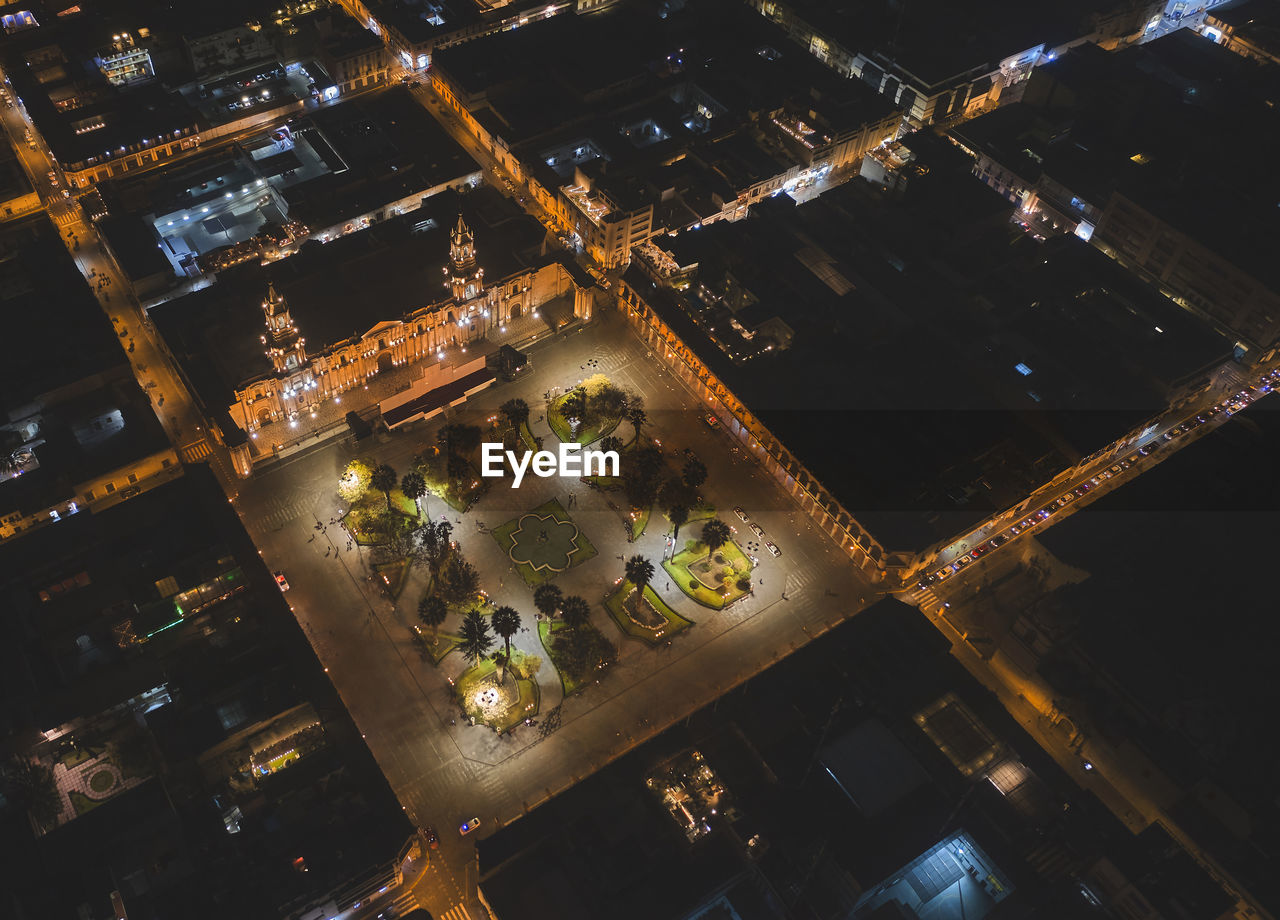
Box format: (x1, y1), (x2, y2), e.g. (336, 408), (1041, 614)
(616, 276), (885, 580)
(228, 214), (592, 467)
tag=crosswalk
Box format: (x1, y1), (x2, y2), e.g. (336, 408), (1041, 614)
(378, 889), (420, 917)
(181, 439), (212, 463)
(439, 904), (473, 920)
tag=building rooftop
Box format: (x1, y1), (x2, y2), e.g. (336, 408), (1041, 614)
(280, 85), (480, 229)
(0, 467), (414, 919)
(1033, 393), (1280, 910)
(152, 185), (548, 406)
(627, 176), (1227, 550)
(0, 215), (124, 407)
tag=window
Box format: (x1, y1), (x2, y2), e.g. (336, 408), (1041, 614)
(105, 482), (116, 493)
(1015, 363), (1033, 376)
(85, 489), (95, 501)
(128, 473), (138, 484)
(162, 458), (172, 468)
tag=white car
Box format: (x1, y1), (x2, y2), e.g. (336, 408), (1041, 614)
(734, 507), (749, 522)
(765, 541), (781, 558)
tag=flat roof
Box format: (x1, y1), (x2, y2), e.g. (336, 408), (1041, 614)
(627, 178), (1226, 549)
(281, 86), (480, 228)
(0, 215), (125, 406)
(0, 468), (414, 919)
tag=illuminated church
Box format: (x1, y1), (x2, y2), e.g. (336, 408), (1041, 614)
(226, 211), (595, 475)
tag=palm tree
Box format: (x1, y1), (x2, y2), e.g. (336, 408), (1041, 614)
(669, 504), (689, 542)
(371, 464), (397, 514)
(682, 456), (707, 491)
(491, 606), (521, 682)
(417, 594), (447, 642)
(627, 406), (647, 438)
(701, 518), (731, 558)
(459, 609), (493, 667)
(561, 595), (591, 632)
(401, 471), (427, 518)
(625, 554), (655, 596)
(500, 398), (530, 431)
(533, 583), (563, 619)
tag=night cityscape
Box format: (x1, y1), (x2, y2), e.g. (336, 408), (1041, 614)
(0, 0), (1277, 917)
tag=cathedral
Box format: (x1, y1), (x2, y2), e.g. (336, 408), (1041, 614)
(226, 211), (595, 475)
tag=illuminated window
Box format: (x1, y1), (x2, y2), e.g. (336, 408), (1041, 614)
(1015, 363), (1033, 376)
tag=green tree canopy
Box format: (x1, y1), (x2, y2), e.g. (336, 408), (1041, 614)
(459, 609), (494, 667)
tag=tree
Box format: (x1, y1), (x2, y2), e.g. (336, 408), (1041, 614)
(627, 406), (647, 438)
(417, 519), (454, 576)
(533, 583), (563, 619)
(439, 555), (479, 606)
(371, 464), (397, 514)
(500, 398), (530, 431)
(458, 609), (493, 667)
(338, 458), (373, 503)
(401, 471), (427, 516)
(491, 606), (522, 683)
(418, 594), (447, 641)
(6, 758), (62, 829)
(554, 626), (616, 682)
(623, 444), (665, 509)
(599, 435), (624, 457)
(682, 456), (707, 491)
(701, 518), (731, 557)
(669, 504), (689, 542)
(561, 595), (591, 632)
(625, 554), (655, 595)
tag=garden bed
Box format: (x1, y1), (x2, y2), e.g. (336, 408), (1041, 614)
(457, 658), (539, 733)
(492, 499), (597, 586)
(662, 540), (753, 609)
(604, 581), (694, 645)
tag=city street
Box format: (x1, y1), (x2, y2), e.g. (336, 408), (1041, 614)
(906, 357), (1274, 590)
(233, 308), (879, 918)
(0, 71), (238, 485)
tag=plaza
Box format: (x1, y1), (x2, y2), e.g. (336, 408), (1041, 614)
(229, 305), (879, 909)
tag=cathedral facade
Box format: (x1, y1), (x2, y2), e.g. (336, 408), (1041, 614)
(227, 213), (594, 472)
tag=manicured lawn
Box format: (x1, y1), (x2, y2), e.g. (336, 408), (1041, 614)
(456, 658), (539, 733)
(662, 540), (753, 609)
(415, 629), (463, 665)
(539, 620), (584, 696)
(373, 558), (412, 599)
(88, 770), (116, 794)
(548, 393), (620, 445)
(685, 503), (716, 524)
(344, 490), (419, 545)
(58, 747), (96, 769)
(492, 499), (597, 586)
(628, 506), (650, 541)
(69, 790), (105, 816)
(519, 421), (538, 452)
(604, 581), (694, 646)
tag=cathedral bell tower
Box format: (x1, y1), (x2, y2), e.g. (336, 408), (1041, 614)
(261, 281), (306, 373)
(447, 211), (484, 302)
